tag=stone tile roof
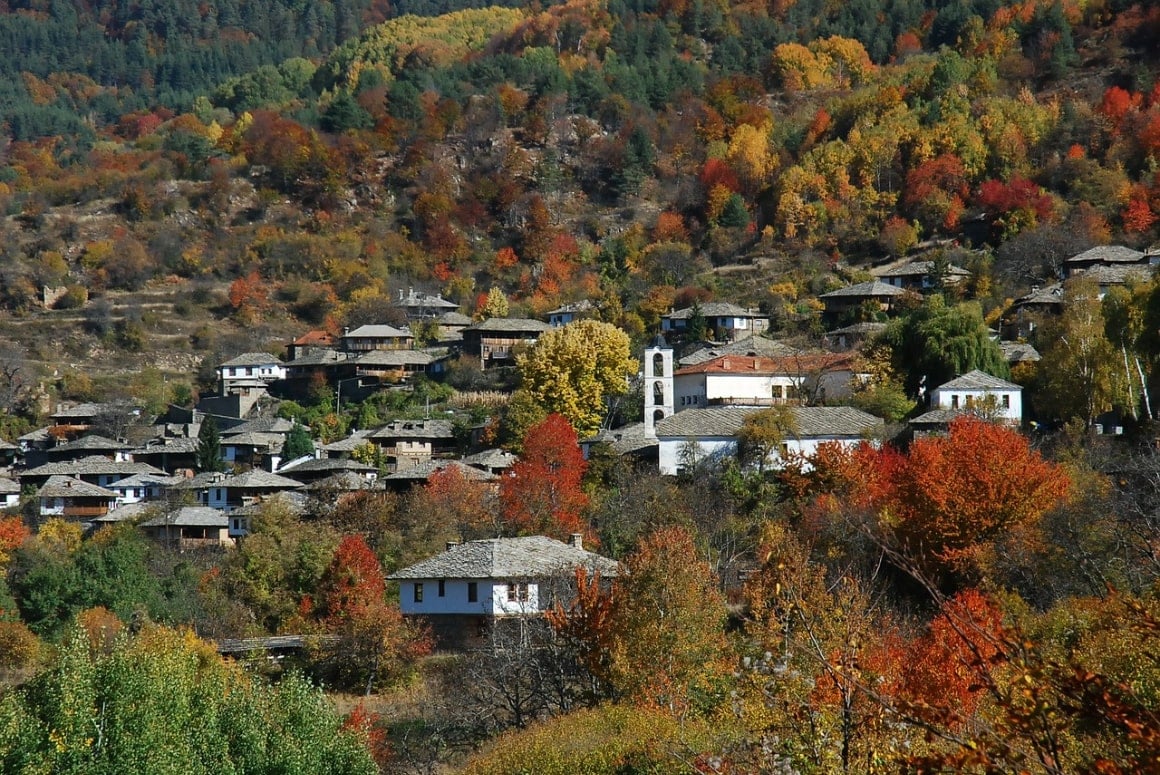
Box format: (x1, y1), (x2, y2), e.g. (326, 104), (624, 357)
(382, 460), (497, 482)
(820, 280), (906, 298)
(909, 408), (974, 425)
(438, 311), (474, 326)
(38, 475), (118, 498)
(307, 472), (379, 492)
(219, 470), (305, 490)
(322, 429), (375, 453)
(220, 417), (295, 436)
(22, 457), (166, 478)
(50, 402), (129, 420)
(675, 351), (855, 376)
(655, 406), (884, 439)
(130, 437), (199, 455)
(1000, 342), (1041, 363)
(389, 536), (618, 580)
(0, 438), (17, 451)
(936, 370), (1021, 391)
(106, 472), (182, 489)
(546, 300), (594, 315)
(140, 506), (227, 528)
(357, 350), (433, 366)
(393, 289), (459, 310)
(581, 423), (658, 456)
(462, 448), (518, 470)
(0, 477), (20, 493)
(286, 349), (349, 367)
(277, 457), (377, 476)
(372, 419), (455, 440)
(1013, 283), (1064, 306)
(664, 302), (760, 320)
(221, 432), (284, 450)
(678, 335), (798, 366)
(464, 317), (551, 333)
(876, 260), (970, 278)
(94, 503), (149, 523)
(1065, 245), (1145, 265)
(344, 324), (413, 339)
(221, 352), (283, 367)
(825, 321), (888, 336)
(50, 434), (130, 453)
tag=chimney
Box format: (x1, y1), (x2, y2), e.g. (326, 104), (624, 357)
(398, 288), (404, 301)
(722, 357), (730, 370)
(445, 540), (459, 551)
(569, 533), (583, 550)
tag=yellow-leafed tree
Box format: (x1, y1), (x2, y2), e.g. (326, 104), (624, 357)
(513, 319), (635, 439)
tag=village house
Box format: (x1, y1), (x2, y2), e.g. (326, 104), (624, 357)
(672, 352), (862, 410)
(218, 352), (286, 396)
(46, 434), (132, 462)
(37, 475), (119, 522)
(824, 321), (887, 352)
(654, 405), (884, 476)
(677, 334), (798, 367)
(661, 302), (768, 342)
(370, 419), (457, 473)
(106, 472), (181, 505)
(19, 456), (167, 490)
(380, 459), (498, 491)
(819, 280), (908, 320)
(460, 317), (550, 368)
(874, 260), (971, 290)
(286, 329), (337, 360)
(138, 506), (232, 549)
(341, 324), (414, 353)
(128, 436), (199, 474)
(928, 370), (1023, 425)
(392, 287), (460, 319)
(545, 300), (595, 327)
(0, 477), (20, 509)
(1062, 245), (1151, 279)
(389, 535), (619, 648)
(276, 456), (379, 485)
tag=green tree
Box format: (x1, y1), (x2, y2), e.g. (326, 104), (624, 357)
(879, 296), (1008, 397)
(513, 320), (635, 438)
(686, 300), (708, 343)
(737, 406), (797, 472)
(195, 416), (223, 473)
(0, 624), (377, 774)
(283, 423), (315, 461)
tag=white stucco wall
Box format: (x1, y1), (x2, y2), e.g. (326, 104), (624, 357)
(658, 434), (870, 475)
(931, 388), (1022, 422)
(398, 579), (543, 616)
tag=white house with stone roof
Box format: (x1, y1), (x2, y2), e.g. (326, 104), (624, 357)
(929, 370), (1022, 424)
(655, 406), (883, 476)
(389, 535), (618, 648)
(218, 352), (286, 396)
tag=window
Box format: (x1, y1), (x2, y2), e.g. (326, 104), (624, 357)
(438, 579), (446, 597)
(467, 582), (478, 602)
(506, 582), (529, 602)
(413, 583), (424, 603)
(1002, 395), (1010, 409)
(951, 395), (959, 409)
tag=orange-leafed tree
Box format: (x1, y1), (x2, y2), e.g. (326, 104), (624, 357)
(903, 588), (1005, 727)
(0, 517), (30, 567)
(888, 417), (1071, 581)
(414, 465), (498, 540)
(500, 414), (590, 540)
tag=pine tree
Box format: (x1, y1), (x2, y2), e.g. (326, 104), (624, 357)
(196, 416), (223, 472)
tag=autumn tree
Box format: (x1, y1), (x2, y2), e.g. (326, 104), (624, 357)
(312, 535), (429, 691)
(887, 416), (1071, 582)
(551, 526), (729, 715)
(1035, 278), (1128, 423)
(409, 465), (498, 540)
(500, 414), (590, 540)
(513, 319), (635, 438)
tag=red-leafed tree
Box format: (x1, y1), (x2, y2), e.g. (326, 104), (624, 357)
(903, 589), (1005, 726)
(888, 417), (1071, 580)
(500, 414), (590, 540)
(976, 176), (1055, 237)
(1098, 86), (1142, 128)
(314, 535), (429, 690)
(904, 153), (969, 233)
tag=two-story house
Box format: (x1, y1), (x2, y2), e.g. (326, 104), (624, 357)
(218, 353), (286, 396)
(389, 535), (619, 648)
